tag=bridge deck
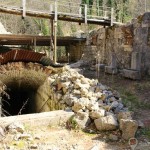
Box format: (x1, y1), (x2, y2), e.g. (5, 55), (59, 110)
(0, 0), (113, 26)
(0, 34), (86, 46)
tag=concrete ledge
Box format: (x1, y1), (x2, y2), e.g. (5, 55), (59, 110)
(0, 110), (74, 127)
(123, 69), (141, 80)
(105, 66), (118, 74)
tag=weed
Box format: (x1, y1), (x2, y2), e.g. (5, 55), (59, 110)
(120, 89), (140, 111)
(135, 82), (150, 91)
(66, 115), (79, 130)
(136, 128), (150, 140)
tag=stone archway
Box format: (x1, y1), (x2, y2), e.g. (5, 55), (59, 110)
(0, 62), (64, 116)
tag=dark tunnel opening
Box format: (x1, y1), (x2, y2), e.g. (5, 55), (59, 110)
(2, 83), (37, 116)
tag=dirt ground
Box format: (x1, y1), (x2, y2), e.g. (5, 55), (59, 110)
(0, 125), (133, 150)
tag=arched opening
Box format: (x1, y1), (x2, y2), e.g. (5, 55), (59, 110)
(2, 82), (37, 116)
(0, 62), (54, 117)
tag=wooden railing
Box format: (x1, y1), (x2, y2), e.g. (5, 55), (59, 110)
(0, 0), (115, 25)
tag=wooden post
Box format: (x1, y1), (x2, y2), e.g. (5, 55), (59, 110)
(22, 0), (26, 18)
(111, 8), (114, 26)
(84, 4), (87, 24)
(54, 0), (57, 64)
(0, 97), (2, 117)
(50, 19), (54, 60)
(79, 6), (82, 17)
(34, 37), (36, 52)
(50, 4), (53, 14)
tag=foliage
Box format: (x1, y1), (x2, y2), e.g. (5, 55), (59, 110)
(137, 128), (150, 140)
(119, 87), (150, 111)
(66, 115), (79, 130)
(34, 19), (50, 36)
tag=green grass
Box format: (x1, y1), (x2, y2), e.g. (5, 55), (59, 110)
(137, 128), (150, 140)
(117, 87), (150, 110)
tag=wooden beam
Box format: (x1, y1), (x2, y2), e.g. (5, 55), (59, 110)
(0, 7), (111, 26)
(0, 34), (86, 46)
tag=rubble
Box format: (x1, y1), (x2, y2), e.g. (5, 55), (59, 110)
(7, 122), (25, 134)
(47, 66), (138, 136)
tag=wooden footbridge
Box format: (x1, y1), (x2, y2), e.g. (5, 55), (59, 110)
(0, 0), (115, 63)
(0, 0), (114, 25)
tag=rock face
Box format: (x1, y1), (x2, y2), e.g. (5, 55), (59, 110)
(120, 119), (138, 140)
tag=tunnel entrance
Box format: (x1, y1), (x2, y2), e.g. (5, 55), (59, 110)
(0, 62), (65, 117)
(2, 82), (37, 116)
(0, 62), (56, 117)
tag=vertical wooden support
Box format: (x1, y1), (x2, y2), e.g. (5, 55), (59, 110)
(79, 6), (82, 17)
(0, 97), (1, 117)
(50, 4), (53, 14)
(84, 4), (87, 24)
(104, 11), (107, 18)
(50, 19), (54, 60)
(54, 0), (57, 64)
(34, 37), (36, 52)
(111, 8), (114, 26)
(22, 0), (26, 18)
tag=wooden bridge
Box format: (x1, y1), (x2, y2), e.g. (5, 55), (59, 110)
(0, 0), (114, 26)
(0, 0), (116, 63)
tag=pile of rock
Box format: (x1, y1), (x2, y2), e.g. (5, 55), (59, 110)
(48, 66), (138, 140)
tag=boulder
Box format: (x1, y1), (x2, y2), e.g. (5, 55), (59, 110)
(87, 102), (99, 111)
(74, 111), (91, 129)
(120, 119), (138, 140)
(80, 77), (90, 84)
(117, 111), (132, 122)
(94, 115), (118, 131)
(72, 97), (89, 112)
(63, 94), (78, 106)
(90, 108), (105, 119)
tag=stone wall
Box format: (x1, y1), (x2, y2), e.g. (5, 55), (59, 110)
(82, 12), (150, 76)
(0, 62), (65, 116)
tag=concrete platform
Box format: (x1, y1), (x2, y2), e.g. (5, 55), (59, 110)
(105, 66), (118, 74)
(123, 69), (141, 80)
(0, 110), (74, 127)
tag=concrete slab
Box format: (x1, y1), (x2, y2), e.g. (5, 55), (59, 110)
(0, 110), (74, 127)
(123, 69), (141, 80)
(105, 66), (118, 74)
